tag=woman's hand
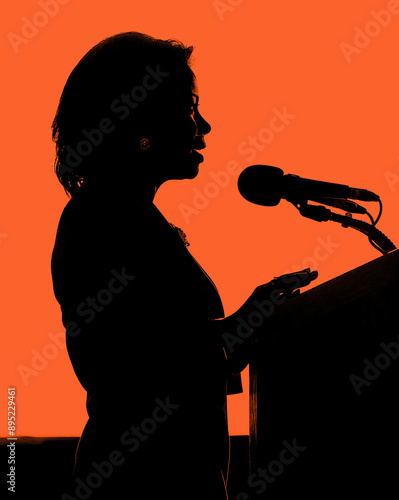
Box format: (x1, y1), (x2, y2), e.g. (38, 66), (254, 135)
(214, 268), (318, 372)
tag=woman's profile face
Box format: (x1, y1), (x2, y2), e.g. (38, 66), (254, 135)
(150, 75), (212, 184)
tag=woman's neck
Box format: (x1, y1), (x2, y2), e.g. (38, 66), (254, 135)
(83, 175), (159, 205)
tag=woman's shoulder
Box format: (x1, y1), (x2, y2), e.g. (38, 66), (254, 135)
(54, 189), (174, 266)
(58, 188), (151, 235)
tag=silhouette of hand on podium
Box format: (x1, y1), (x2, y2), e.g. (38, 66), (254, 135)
(214, 268), (318, 372)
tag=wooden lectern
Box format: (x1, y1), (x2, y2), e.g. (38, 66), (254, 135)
(249, 249), (399, 497)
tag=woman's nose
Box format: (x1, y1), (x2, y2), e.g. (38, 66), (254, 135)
(195, 110), (211, 136)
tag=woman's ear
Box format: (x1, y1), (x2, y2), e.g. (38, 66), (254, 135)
(139, 137), (151, 151)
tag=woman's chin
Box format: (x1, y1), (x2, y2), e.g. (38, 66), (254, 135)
(184, 150), (204, 177)
(174, 165), (200, 181)
(167, 157), (202, 180)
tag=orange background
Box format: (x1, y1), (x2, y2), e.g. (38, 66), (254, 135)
(2, 0), (399, 437)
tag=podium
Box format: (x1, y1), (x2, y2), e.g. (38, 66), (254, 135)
(249, 249), (399, 497)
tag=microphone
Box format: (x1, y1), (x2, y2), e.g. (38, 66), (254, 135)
(237, 165), (380, 206)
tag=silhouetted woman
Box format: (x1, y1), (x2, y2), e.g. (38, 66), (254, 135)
(51, 32), (253, 499)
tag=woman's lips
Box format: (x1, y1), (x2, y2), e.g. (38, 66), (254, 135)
(189, 149), (204, 163)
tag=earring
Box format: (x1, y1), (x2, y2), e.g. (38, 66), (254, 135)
(139, 137), (151, 151)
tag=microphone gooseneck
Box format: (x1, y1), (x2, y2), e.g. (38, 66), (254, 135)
(237, 164), (395, 255)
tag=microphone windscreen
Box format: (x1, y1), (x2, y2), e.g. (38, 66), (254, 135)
(237, 165), (284, 206)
